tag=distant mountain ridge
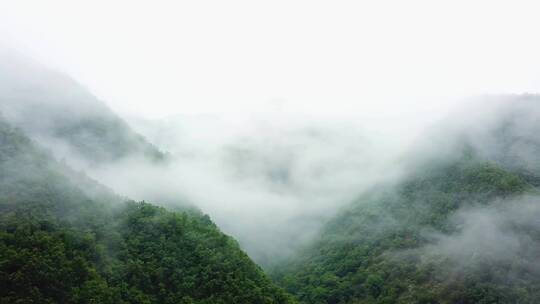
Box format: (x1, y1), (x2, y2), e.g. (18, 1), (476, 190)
(272, 97), (540, 304)
(0, 48), (166, 165)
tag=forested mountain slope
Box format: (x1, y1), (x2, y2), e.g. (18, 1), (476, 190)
(459, 95), (540, 187)
(0, 118), (293, 303)
(0, 49), (165, 165)
(273, 98), (540, 304)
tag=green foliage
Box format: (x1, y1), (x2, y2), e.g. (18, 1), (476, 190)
(52, 114), (166, 163)
(0, 119), (293, 303)
(0, 56), (167, 165)
(273, 151), (540, 304)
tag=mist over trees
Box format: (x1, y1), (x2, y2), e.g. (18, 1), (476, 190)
(120, 114), (408, 265)
(0, 51), (410, 265)
(0, 101), (293, 303)
(0, 49), (166, 166)
(0, 50), (293, 303)
(271, 97), (540, 303)
(2, 48), (540, 304)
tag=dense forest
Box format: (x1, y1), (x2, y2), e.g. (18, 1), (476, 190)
(4, 96), (540, 303)
(0, 118), (293, 303)
(273, 153), (540, 303)
(271, 100), (540, 303)
(3, 48), (540, 304)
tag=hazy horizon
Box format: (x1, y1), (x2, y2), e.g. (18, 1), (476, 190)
(2, 0), (540, 120)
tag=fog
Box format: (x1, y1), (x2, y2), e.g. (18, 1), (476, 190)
(88, 112), (422, 264)
(3, 44), (540, 267)
(2, 1), (540, 270)
(2, 1), (540, 119)
(421, 196), (540, 269)
(0, 48), (430, 264)
(366, 98), (540, 285)
(408, 95), (540, 175)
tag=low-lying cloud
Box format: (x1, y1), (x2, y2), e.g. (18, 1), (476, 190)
(421, 196), (540, 268)
(89, 114), (413, 265)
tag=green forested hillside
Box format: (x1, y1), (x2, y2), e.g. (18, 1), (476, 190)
(469, 96), (540, 188)
(273, 146), (540, 303)
(0, 49), (165, 164)
(272, 99), (540, 304)
(0, 118), (293, 303)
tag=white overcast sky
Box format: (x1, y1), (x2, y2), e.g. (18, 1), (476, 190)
(0, 0), (539, 119)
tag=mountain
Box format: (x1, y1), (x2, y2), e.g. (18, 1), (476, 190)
(272, 97), (540, 303)
(0, 117), (293, 303)
(125, 113), (405, 268)
(4, 46), (540, 303)
(0, 48), (165, 166)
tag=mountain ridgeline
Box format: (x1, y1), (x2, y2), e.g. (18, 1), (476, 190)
(3, 47), (540, 304)
(0, 52), (295, 303)
(0, 49), (165, 166)
(0, 115), (292, 302)
(272, 97), (540, 303)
